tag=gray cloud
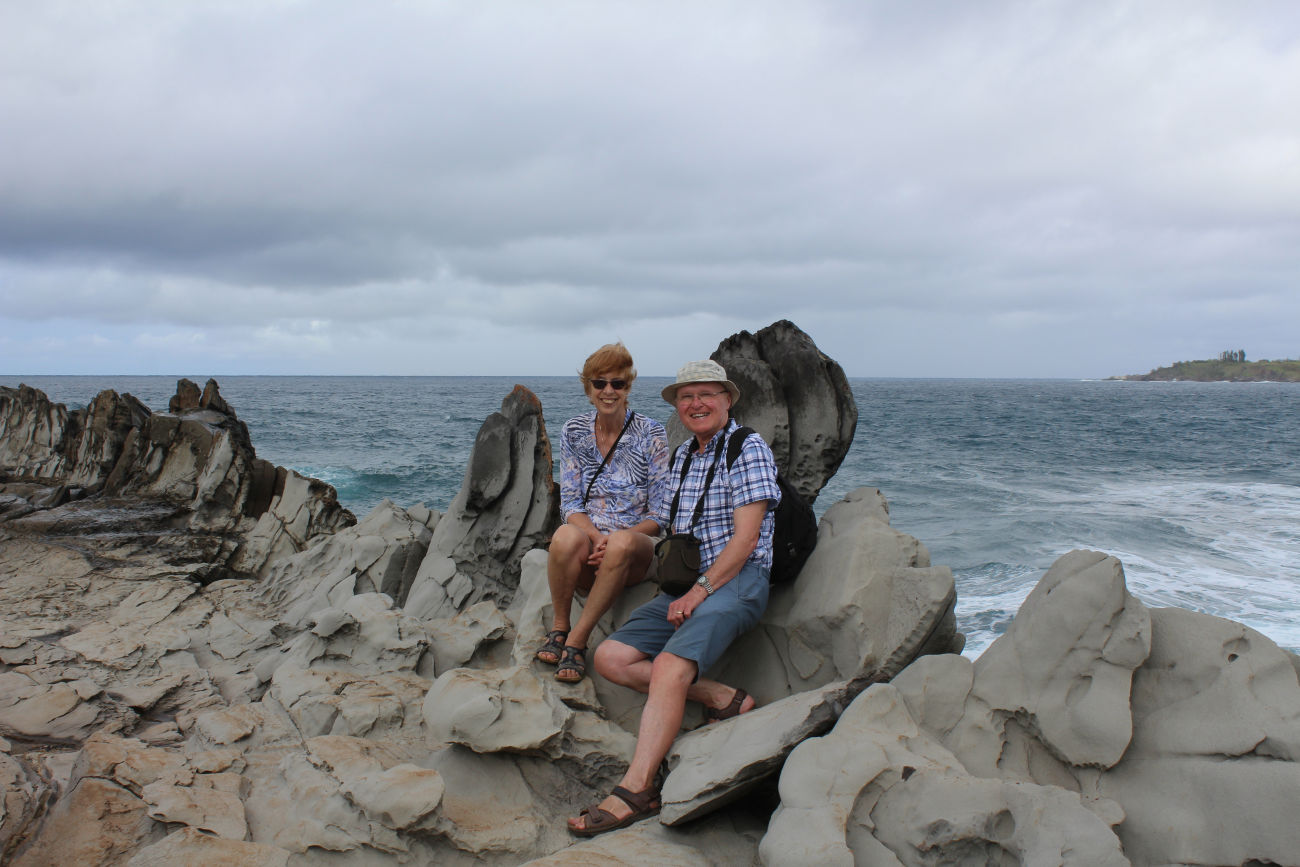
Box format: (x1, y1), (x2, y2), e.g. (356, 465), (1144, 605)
(2, 0), (1297, 377)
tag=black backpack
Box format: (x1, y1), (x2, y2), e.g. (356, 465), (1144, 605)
(725, 426), (819, 585)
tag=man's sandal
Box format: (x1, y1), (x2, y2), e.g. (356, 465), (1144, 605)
(555, 645), (587, 684)
(569, 784), (661, 837)
(706, 688), (750, 722)
(535, 630), (568, 666)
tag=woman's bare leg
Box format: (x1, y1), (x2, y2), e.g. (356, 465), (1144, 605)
(566, 529), (653, 650)
(546, 524), (594, 635)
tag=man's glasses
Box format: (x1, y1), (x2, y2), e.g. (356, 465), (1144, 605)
(590, 378), (629, 391)
(675, 389), (727, 405)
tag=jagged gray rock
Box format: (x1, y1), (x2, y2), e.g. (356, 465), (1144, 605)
(661, 681), (854, 825)
(422, 664), (573, 756)
(256, 499), (434, 626)
(404, 385), (559, 621)
(1094, 607), (1300, 865)
(761, 682), (1128, 866)
(519, 810), (767, 865)
(768, 549), (1300, 863)
(0, 384), (150, 486)
(304, 735), (445, 832)
(424, 600), (514, 677)
(707, 319), (857, 503)
(710, 487), (960, 707)
(128, 827), (291, 867)
(0, 750), (44, 862)
(0, 380), (354, 583)
(905, 550), (1151, 782)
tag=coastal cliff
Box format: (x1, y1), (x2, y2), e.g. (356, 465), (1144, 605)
(3, 323), (1299, 865)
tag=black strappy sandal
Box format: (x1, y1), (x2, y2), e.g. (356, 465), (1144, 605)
(555, 645), (587, 683)
(536, 630), (569, 666)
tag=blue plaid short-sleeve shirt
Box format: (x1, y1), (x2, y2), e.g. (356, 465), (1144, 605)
(651, 419), (780, 571)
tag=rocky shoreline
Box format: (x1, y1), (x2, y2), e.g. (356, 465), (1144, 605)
(3, 321), (1299, 865)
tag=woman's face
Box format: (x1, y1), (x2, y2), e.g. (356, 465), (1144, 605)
(586, 368), (632, 417)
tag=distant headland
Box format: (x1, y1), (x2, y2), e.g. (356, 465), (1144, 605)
(1111, 350), (1300, 382)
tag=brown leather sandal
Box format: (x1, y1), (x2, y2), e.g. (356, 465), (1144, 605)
(706, 688), (750, 722)
(569, 784), (661, 837)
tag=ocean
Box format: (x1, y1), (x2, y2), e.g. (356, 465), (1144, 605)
(6, 374), (1298, 659)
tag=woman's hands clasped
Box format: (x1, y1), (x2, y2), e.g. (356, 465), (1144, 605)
(585, 531), (608, 567)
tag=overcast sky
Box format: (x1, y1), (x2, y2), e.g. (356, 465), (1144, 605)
(2, 1), (1297, 378)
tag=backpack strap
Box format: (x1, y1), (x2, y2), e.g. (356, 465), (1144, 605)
(726, 426), (755, 470)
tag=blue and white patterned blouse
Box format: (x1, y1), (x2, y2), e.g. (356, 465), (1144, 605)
(559, 409), (671, 533)
(649, 419), (781, 571)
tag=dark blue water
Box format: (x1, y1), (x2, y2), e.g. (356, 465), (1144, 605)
(6, 375), (1298, 657)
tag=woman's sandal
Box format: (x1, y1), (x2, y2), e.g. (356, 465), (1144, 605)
(535, 630), (569, 666)
(569, 784), (661, 837)
(706, 688), (750, 722)
(555, 645), (587, 683)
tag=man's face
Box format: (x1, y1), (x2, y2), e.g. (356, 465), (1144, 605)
(675, 382), (732, 441)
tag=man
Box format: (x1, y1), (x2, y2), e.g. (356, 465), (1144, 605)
(568, 359), (780, 837)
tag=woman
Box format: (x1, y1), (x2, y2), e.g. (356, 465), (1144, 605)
(538, 343), (670, 684)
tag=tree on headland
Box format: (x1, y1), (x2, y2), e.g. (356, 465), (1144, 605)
(1218, 349), (1247, 363)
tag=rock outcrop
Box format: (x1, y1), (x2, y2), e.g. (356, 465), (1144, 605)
(761, 682), (1129, 866)
(762, 549), (1300, 864)
(706, 319), (858, 502)
(717, 486), (961, 703)
(404, 386), (560, 622)
(0, 379), (354, 582)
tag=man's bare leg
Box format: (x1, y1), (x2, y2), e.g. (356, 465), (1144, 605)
(569, 651), (694, 831)
(595, 639), (757, 715)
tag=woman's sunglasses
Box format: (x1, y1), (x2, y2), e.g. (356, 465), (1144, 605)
(590, 378), (629, 391)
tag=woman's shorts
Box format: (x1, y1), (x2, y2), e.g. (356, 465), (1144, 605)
(607, 560), (770, 678)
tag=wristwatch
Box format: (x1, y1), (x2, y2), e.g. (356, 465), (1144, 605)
(696, 574), (715, 596)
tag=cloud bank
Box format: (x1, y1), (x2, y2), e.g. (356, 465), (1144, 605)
(2, 1), (1297, 376)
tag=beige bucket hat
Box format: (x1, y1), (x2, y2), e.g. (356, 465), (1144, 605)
(660, 359), (742, 404)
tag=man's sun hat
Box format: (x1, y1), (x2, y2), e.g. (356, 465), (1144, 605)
(661, 359), (742, 404)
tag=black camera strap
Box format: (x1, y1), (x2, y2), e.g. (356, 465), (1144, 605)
(582, 411), (635, 507)
(666, 429), (728, 534)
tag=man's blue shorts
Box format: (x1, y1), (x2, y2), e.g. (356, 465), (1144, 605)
(606, 561), (770, 678)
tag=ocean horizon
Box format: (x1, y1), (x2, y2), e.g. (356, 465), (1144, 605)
(5, 373), (1298, 660)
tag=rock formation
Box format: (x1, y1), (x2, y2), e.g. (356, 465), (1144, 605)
(3, 324), (1299, 865)
(404, 385), (560, 622)
(705, 318), (858, 502)
(718, 487), (961, 702)
(0, 379), (354, 583)
(764, 550), (1300, 864)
